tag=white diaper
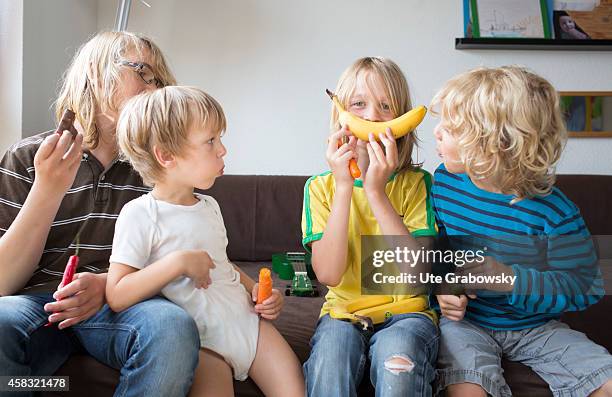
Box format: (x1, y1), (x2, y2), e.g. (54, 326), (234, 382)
(191, 281), (260, 380)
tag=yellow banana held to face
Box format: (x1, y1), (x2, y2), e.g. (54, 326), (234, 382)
(326, 89), (427, 141)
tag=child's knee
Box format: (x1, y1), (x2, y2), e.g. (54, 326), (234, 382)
(383, 354), (415, 375)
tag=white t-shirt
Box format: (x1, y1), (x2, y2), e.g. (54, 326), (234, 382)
(110, 193), (259, 380)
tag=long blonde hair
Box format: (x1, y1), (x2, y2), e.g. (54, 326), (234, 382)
(330, 57), (418, 173)
(55, 31), (176, 149)
(430, 66), (567, 201)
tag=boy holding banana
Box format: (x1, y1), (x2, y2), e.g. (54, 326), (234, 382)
(302, 57), (439, 396)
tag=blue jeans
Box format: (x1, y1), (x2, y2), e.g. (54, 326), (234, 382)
(0, 293), (200, 397)
(304, 313), (439, 397)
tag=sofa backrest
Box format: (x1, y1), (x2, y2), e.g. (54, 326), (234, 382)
(204, 174), (612, 261)
(203, 175), (309, 260)
(554, 175), (612, 236)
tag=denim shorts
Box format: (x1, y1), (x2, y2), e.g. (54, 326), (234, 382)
(436, 317), (612, 397)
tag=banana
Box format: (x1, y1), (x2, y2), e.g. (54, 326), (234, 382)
(353, 296), (428, 325)
(326, 89), (427, 141)
(329, 295), (429, 330)
(344, 296), (394, 313)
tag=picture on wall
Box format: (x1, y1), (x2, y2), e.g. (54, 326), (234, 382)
(469, 0), (552, 38)
(554, 10), (591, 38)
(552, 0), (612, 39)
(559, 92), (612, 137)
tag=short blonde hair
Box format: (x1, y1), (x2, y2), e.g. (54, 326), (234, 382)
(430, 66), (567, 201)
(55, 31), (176, 149)
(117, 86), (226, 186)
(330, 57), (418, 173)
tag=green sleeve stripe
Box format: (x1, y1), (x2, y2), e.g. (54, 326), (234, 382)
(302, 233), (324, 253)
(303, 175), (316, 237)
(303, 171), (331, 238)
(412, 229), (438, 238)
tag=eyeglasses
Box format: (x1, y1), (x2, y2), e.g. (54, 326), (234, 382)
(118, 60), (163, 88)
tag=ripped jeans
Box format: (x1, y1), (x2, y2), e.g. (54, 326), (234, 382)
(304, 313), (439, 397)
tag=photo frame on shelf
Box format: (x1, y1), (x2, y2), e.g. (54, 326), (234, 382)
(457, 0), (612, 49)
(552, 1), (612, 40)
(559, 91), (612, 138)
(554, 10), (591, 39)
(469, 0), (552, 39)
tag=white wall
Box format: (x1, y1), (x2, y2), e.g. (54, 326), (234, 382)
(21, 0), (98, 137)
(0, 0), (23, 151)
(4, 0), (610, 174)
(96, 0), (612, 176)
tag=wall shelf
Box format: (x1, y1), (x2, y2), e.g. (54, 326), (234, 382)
(455, 38), (612, 51)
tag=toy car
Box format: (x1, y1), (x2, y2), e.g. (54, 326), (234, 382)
(271, 252), (319, 297)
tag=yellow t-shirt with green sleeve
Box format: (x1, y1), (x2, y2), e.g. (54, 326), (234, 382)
(301, 168), (438, 322)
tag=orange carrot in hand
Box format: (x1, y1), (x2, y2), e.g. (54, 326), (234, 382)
(257, 268), (273, 304)
(349, 159), (361, 178)
(338, 139), (360, 179)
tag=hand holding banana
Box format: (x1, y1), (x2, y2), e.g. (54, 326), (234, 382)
(326, 126), (359, 186)
(326, 89), (427, 178)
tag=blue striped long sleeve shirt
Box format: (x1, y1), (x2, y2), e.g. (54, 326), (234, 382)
(431, 164), (603, 330)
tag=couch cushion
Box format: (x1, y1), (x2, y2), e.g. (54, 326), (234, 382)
(44, 354), (118, 397)
(502, 359), (551, 396)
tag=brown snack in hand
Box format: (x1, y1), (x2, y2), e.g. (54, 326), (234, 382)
(55, 109), (78, 138)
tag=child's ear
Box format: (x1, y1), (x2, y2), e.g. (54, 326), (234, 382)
(153, 145), (176, 169)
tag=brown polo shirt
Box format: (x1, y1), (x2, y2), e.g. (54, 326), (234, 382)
(0, 131), (149, 294)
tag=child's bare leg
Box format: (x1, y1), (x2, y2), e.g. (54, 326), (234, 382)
(591, 380), (612, 397)
(248, 320), (305, 397)
(188, 348), (234, 397)
(446, 383), (487, 397)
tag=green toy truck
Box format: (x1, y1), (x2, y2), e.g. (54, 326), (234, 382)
(271, 252), (319, 297)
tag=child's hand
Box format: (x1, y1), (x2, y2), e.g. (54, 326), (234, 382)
(364, 129), (397, 196)
(251, 284), (284, 320)
(437, 294), (475, 321)
(326, 125), (358, 187)
(177, 250), (216, 289)
(458, 256), (515, 293)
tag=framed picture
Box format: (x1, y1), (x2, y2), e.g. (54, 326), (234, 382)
(470, 0), (552, 38)
(559, 91), (612, 137)
(552, 1), (612, 39)
(553, 10), (591, 39)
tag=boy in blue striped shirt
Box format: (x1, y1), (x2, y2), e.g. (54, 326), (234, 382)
(431, 66), (612, 397)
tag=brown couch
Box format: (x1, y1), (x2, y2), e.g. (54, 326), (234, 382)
(46, 174), (612, 396)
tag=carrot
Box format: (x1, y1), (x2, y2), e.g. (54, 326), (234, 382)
(337, 139), (360, 179)
(257, 267), (273, 304)
(349, 159), (361, 178)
